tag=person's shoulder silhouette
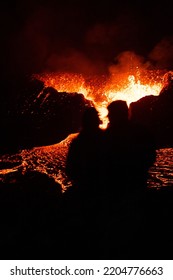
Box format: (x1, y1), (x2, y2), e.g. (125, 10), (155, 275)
(128, 102), (156, 192)
(103, 100), (156, 197)
(66, 106), (103, 195)
(102, 101), (130, 195)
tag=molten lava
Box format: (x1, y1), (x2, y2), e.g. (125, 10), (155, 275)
(0, 70), (170, 190)
(35, 70), (164, 128)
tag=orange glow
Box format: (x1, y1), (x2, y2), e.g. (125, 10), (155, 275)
(35, 70), (164, 128)
(0, 70), (169, 188)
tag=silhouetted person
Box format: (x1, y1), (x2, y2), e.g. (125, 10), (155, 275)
(103, 100), (156, 198)
(66, 106), (104, 199)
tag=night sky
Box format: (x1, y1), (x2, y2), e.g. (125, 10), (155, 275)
(1, 0), (173, 80)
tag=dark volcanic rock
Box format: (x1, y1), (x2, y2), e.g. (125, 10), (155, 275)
(1, 77), (93, 154)
(130, 72), (173, 148)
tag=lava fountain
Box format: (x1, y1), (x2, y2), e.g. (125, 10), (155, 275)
(0, 69), (169, 189)
(35, 69), (164, 128)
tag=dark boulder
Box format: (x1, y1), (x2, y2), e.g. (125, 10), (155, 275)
(1, 77), (93, 154)
(130, 71), (173, 148)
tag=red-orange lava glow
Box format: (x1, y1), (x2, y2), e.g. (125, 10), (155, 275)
(35, 70), (164, 128)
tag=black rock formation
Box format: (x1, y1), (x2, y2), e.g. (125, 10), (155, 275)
(0, 77), (93, 154)
(130, 72), (173, 148)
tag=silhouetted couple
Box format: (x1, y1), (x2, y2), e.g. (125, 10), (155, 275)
(66, 101), (156, 202)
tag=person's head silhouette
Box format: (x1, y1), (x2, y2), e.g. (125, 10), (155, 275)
(82, 107), (101, 131)
(107, 100), (128, 128)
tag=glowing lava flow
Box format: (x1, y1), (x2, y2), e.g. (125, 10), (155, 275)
(0, 70), (169, 189)
(36, 71), (163, 128)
